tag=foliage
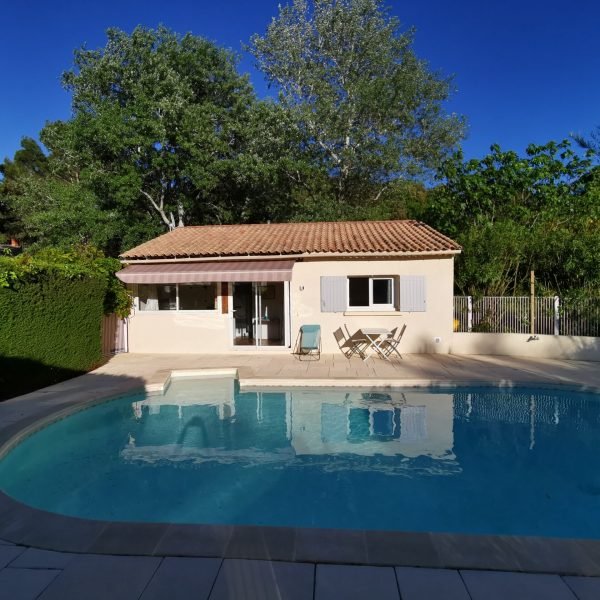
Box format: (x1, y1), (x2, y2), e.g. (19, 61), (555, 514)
(2, 17), (459, 253)
(1, 27), (309, 255)
(0, 245), (132, 317)
(250, 0), (465, 206)
(0, 270), (106, 400)
(0, 137), (48, 243)
(422, 140), (600, 296)
(573, 125), (600, 157)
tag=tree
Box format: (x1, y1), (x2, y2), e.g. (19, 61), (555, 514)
(423, 140), (600, 296)
(0, 138), (48, 242)
(3, 26), (313, 255)
(250, 0), (465, 207)
(40, 26), (310, 244)
(573, 126), (600, 157)
(57, 25), (259, 231)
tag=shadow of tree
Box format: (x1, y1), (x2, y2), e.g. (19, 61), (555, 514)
(0, 355), (110, 402)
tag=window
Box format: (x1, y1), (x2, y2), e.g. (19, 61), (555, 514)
(138, 284), (176, 311)
(348, 277), (395, 310)
(179, 284), (217, 310)
(138, 284), (217, 311)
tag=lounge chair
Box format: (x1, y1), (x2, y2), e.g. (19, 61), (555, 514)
(296, 324), (321, 360)
(380, 324), (406, 359)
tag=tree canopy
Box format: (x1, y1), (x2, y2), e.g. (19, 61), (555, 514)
(1, 27), (309, 253)
(422, 141), (600, 296)
(250, 0), (465, 208)
(1, 12), (598, 300)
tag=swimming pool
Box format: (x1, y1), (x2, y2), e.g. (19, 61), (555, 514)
(1, 378), (599, 538)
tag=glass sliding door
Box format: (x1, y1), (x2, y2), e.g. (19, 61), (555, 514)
(233, 282), (285, 347)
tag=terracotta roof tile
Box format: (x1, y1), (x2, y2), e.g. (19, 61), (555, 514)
(120, 220), (461, 260)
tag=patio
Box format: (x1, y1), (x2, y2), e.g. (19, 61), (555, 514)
(0, 543), (598, 600)
(86, 351), (600, 390)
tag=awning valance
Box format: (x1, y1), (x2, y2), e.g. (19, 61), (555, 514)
(116, 260), (295, 284)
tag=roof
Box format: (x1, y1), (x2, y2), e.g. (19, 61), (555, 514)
(120, 220), (461, 260)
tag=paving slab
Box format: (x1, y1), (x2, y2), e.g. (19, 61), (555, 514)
(366, 531), (440, 567)
(154, 524), (233, 557)
(315, 564), (399, 600)
(225, 526), (296, 562)
(209, 559), (314, 600)
(0, 567), (60, 600)
(562, 576), (600, 600)
(10, 548), (76, 569)
(461, 570), (577, 600)
(295, 528), (367, 564)
(433, 533), (523, 571)
(4, 508), (108, 554)
(37, 554), (161, 600)
(140, 557), (221, 600)
(509, 537), (600, 576)
(88, 522), (166, 555)
(395, 566), (470, 600)
(0, 544), (25, 568)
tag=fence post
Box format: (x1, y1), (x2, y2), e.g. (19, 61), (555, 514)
(554, 296), (560, 336)
(467, 296), (473, 332)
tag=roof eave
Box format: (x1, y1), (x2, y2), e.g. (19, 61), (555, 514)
(119, 249), (461, 264)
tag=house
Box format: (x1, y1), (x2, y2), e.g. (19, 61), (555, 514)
(116, 220), (461, 354)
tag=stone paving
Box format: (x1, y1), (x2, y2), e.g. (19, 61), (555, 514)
(1, 539), (600, 599)
(2, 352), (600, 598)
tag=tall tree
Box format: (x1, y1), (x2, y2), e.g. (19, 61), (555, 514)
(250, 0), (465, 206)
(57, 25), (259, 231)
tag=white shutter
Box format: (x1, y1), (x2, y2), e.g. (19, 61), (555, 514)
(400, 276), (426, 312)
(320, 276), (347, 312)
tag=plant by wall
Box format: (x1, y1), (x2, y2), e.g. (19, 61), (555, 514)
(0, 246), (131, 400)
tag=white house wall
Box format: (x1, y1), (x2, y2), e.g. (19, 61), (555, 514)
(291, 257), (455, 354)
(127, 311), (233, 353)
(126, 255), (455, 354)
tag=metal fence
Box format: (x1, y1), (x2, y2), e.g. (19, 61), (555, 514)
(454, 296), (600, 337)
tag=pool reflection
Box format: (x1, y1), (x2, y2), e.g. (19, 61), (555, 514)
(124, 379), (457, 471)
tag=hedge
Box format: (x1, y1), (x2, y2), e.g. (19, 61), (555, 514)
(0, 247), (131, 400)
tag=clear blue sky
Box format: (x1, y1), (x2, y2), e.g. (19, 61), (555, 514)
(1, 0), (599, 162)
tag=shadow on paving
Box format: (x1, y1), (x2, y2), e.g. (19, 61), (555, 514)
(0, 356), (113, 402)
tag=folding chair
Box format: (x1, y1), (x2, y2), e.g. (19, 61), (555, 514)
(381, 324), (406, 359)
(334, 327), (365, 359)
(343, 325), (369, 357)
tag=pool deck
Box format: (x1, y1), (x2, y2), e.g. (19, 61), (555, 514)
(2, 352), (600, 598)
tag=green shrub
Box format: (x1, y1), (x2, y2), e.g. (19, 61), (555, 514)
(0, 246), (131, 400)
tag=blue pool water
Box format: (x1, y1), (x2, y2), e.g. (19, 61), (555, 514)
(1, 379), (600, 537)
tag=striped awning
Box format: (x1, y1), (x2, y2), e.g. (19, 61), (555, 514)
(116, 260), (295, 284)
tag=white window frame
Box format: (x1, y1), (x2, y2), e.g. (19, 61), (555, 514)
(135, 283), (219, 313)
(347, 276), (396, 311)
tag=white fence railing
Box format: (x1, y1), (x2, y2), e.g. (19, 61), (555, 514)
(454, 296), (600, 337)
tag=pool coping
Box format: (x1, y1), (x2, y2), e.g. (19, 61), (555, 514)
(2, 368), (600, 576)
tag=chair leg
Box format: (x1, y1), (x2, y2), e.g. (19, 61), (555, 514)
(390, 345), (403, 359)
